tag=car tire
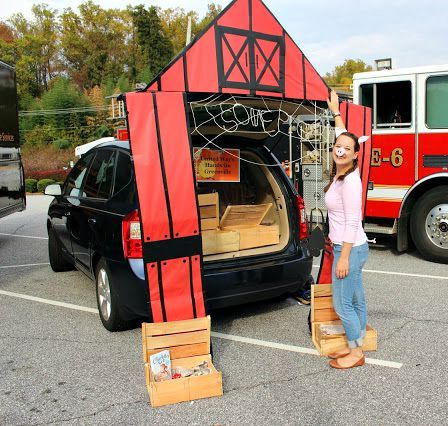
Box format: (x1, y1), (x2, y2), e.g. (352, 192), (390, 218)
(410, 186), (448, 264)
(48, 227), (74, 272)
(95, 258), (128, 332)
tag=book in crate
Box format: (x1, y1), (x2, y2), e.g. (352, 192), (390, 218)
(142, 316), (223, 407)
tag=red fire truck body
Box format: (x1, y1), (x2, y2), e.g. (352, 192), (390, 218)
(353, 64), (448, 263)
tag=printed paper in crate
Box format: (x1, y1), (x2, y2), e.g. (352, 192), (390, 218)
(149, 350), (172, 382)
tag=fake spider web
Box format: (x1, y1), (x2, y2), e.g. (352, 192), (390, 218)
(189, 93), (333, 168)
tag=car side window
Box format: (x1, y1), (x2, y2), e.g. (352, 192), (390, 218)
(82, 150), (116, 199)
(113, 152), (133, 195)
(63, 153), (94, 197)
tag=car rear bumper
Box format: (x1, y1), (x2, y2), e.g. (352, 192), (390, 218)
(108, 249), (313, 322)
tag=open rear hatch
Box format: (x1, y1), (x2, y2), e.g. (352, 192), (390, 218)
(196, 150), (293, 262)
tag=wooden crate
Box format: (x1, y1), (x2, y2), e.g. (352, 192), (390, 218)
(198, 193), (219, 230)
(202, 229), (239, 255)
(311, 284), (377, 356)
(237, 224), (279, 250)
(220, 203), (272, 229)
(142, 316), (223, 407)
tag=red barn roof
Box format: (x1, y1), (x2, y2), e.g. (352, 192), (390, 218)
(145, 0), (329, 101)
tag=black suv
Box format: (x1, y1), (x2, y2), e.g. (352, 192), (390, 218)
(46, 140), (312, 331)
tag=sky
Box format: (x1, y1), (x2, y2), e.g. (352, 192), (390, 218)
(1, 0), (448, 75)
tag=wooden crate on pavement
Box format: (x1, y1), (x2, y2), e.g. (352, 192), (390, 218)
(142, 316), (223, 407)
(311, 284), (377, 355)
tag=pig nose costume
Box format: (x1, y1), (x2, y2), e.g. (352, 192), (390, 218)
(335, 147), (346, 157)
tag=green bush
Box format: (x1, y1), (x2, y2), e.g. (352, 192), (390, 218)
(53, 138), (71, 150)
(37, 178), (56, 193)
(25, 178), (38, 193)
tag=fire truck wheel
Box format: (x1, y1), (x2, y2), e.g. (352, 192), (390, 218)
(410, 186), (448, 264)
(95, 258), (128, 332)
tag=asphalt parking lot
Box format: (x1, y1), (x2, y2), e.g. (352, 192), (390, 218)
(1, 195), (447, 425)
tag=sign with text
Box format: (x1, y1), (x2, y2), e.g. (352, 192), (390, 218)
(193, 148), (240, 183)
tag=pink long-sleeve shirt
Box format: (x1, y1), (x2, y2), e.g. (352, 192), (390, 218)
(324, 168), (367, 246)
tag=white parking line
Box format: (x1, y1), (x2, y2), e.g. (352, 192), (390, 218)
(0, 232), (48, 240)
(0, 290), (98, 314)
(312, 264), (448, 281)
(211, 332), (402, 369)
(0, 289), (402, 369)
(0, 262), (50, 269)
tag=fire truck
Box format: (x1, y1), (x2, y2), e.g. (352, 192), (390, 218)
(353, 64), (448, 263)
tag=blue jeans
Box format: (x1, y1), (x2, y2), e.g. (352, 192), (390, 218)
(332, 242), (369, 349)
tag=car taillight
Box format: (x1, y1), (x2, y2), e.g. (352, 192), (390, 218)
(296, 195), (308, 240)
(122, 209), (143, 259)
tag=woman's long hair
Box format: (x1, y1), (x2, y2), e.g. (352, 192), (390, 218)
(324, 132), (360, 193)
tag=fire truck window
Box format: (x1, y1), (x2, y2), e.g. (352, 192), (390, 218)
(359, 84), (373, 109)
(426, 75), (448, 129)
(376, 81), (412, 129)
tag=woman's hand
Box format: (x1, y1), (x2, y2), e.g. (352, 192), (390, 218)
(335, 257), (349, 279)
(327, 90), (340, 114)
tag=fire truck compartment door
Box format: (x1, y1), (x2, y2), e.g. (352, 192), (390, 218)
(125, 91), (205, 323)
(340, 101), (372, 218)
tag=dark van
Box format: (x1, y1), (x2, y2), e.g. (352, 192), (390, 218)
(0, 60), (25, 219)
(46, 139), (312, 331)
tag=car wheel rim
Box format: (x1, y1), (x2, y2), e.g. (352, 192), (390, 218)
(97, 268), (111, 321)
(425, 204), (448, 250)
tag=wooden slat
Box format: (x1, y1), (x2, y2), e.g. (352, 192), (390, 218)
(202, 229), (239, 255)
(313, 296), (333, 310)
(146, 330), (209, 350)
(199, 205), (217, 219)
(313, 284), (332, 298)
(142, 316), (210, 337)
(237, 225), (279, 250)
(144, 342), (209, 362)
(313, 308), (339, 322)
(201, 217), (219, 230)
(198, 192), (218, 207)
(220, 203), (272, 229)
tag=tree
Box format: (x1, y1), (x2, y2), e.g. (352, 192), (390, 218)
(324, 59), (373, 89)
(60, 1), (132, 90)
(132, 5), (174, 79)
(0, 22), (14, 43)
(159, 3), (222, 55)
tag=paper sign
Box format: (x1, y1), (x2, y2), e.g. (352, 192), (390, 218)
(193, 148), (240, 182)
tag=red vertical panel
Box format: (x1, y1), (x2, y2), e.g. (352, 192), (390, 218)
(161, 258), (195, 322)
(252, 0), (283, 36)
(191, 255), (206, 317)
(317, 240), (334, 284)
(304, 58), (328, 101)
(126, 92), (170, 242)
(341, 102), (373, 218)
(285, 35), (304, 100)
(186, 28), (219, 93)
(218, 0), (249, 30)
(156, 92), (200, 238)
(361, 108), (372, 216)
(146, 263), (164, 322)
(161, 57), (185, 92)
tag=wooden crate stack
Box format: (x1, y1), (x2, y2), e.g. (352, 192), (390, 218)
(198, 193), (280, 255)
(311, 284), (377, 355)
(142, 316), (223, 407)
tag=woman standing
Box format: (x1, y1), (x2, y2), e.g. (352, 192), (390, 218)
(324, 91), (369, 369)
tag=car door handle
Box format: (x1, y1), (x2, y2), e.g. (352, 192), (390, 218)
(88, 218), (96, 225)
